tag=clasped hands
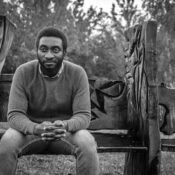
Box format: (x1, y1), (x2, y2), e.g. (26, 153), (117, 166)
(34, 120), (67, 141)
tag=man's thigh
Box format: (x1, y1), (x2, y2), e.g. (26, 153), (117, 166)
(47, 130), (97, 155)
(0, 128), (49, 156)
(67, 130), (97, 149)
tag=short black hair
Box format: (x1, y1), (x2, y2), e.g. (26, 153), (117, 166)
(36, 27), (67, 52)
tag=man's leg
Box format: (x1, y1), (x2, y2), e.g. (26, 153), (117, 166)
(0, 128), (48, 175)
(48, 130), (99, 175)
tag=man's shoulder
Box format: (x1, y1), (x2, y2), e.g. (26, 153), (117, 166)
(63, 60), (88, 83)
(16, 60), (38, 73)
(64, 60), (84, 73)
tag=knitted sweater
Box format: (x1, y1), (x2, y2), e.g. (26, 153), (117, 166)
(7, 60), (91, 135)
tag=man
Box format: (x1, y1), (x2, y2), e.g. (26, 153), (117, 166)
(0, 27), (99, 175)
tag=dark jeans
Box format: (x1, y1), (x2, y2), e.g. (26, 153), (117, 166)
(0, 128), (99, 175)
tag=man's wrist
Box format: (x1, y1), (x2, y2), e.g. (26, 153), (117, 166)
(33, 123), (40, 135)
(63, 121), (68, 131)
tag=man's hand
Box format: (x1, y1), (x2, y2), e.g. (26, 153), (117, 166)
(33, 121), (67, 141)
(33, 121), (57, 141)
(52, 120), (67, 139)
(53, 120), (67, 129)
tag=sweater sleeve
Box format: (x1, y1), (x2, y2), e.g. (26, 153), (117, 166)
(7, 66), (37, 135)
(65, 67), (91, 132)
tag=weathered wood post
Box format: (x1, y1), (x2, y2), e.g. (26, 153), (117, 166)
(0, 16), (16, 73)
(124, 21), (160, 175)
(0, 16), (15, 121)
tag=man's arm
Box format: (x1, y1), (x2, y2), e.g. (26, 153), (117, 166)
(7, 66), (38, 135)
(62, 66), (91, 132)
(8, 66), (62, 140)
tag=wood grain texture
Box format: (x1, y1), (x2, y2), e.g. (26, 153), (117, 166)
(0, 16), (16, 73)
(124, 20), (160, 175)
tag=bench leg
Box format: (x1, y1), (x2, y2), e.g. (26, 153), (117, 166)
(124, 151), (148, 175)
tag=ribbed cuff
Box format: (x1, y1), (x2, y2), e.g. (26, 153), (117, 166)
(62, 120), (68, 131)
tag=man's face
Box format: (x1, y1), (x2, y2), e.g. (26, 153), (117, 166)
(37, 36), (64, 74)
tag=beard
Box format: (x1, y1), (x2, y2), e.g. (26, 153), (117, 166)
(37, 54), (64, 77)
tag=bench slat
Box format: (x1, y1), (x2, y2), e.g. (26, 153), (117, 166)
(161, 144), (175, 152)
(0, 122), (148, 151)
(97, 147), (148, 153)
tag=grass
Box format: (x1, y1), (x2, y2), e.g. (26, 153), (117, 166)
(15, 152), (175, 175)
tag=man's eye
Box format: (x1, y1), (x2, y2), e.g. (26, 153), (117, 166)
(52, 48), (61, 53)
(39, 47), (48, 52)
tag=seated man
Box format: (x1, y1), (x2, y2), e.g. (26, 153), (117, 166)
(0, 27), (99, 175)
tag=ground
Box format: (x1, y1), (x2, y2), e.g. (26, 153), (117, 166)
(15, 152), (175, 175)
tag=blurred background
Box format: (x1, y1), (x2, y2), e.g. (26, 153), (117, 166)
(0, 0), (175, 86)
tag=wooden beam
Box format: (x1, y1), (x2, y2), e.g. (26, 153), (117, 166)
(124, 20), (159, 175)
(145, 20), (160, 175)
(0, 16), (16, 73)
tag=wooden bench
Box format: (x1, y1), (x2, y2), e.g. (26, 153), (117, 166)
(1, 17), (175, 175)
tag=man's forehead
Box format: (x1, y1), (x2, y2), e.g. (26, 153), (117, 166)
(39, 36), (63, 46)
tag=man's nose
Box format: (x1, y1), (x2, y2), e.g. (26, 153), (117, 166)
(45, 51), (54, 58)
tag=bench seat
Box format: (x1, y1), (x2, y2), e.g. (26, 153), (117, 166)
(0, 122), (148, 152)
(1, 121), (175, 152)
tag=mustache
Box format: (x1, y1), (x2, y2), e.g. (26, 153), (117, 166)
(44, 60), (57, 63)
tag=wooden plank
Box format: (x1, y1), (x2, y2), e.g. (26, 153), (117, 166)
(161, 132), (175, 151)
(124, 22), (147, 175)
(92, 132), (143, 147)
(90, 129), (128, 134)
(124, 20), (159, 175)
(145, 21), (160, 175)
(97, 147), (147, 153)
(161, 143), (175, 152)
(0, 16), (16, 73)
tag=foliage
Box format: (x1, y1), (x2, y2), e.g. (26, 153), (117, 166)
(109, 0), (146, 37)
(2, 0), (175, 83)
(0, 0), (152, 81)
(1, 0), (142, 80)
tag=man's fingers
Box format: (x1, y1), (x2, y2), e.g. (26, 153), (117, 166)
(41, 137), (56, 141)
(41, 132), (56, 141)
(42, 121), (53, 125)
(54, 121), (64, 127)
(41, 132), (55, 137)
(44, 126), (58, 131)
(41, 133), (66, 141)
(54, 133), (66, 139)
(54, 128), (66, 134)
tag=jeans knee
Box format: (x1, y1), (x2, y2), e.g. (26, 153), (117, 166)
(0, 148), (18, 175)
(73, 130), (97, 153)
(0, 128), (25, 152)
(1, 128), (24, 141)
(0, 149), (17, 159)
